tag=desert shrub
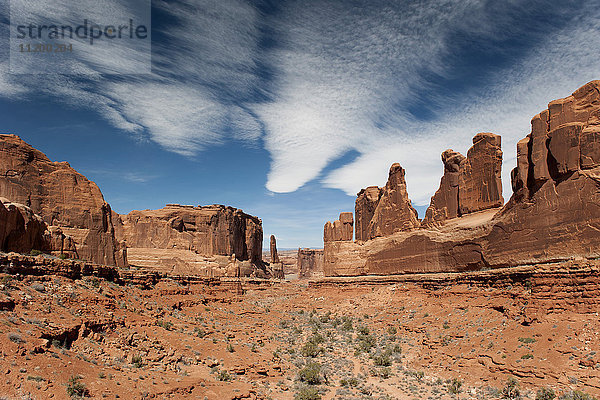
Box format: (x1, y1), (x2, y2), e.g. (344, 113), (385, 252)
(59, 253), (69, 260)
(66, 375), (88, 398)
(387, 326), (397, 335)
(8, 332), (24, 344)
(413, 370), (425, 382)
(299, 362), (321, 385)
(372, 353), (392, 367)
(295, 387), (321, 400)
(340, 317), (353, 332)
(217, 370), (231, 381)
(559, 391), (597, 400)
(308, 333), (325, 345)
(301, 341), (322, 358)
(355, 329), (376, 354)
(27, 376), (45, 382)
(501, 377), (521, 399)
(378, 367), (392, 379)
(340, 377), (359, 387)
(226, 343), (235, 353)
(536, 387), (556, 400)
(194, 327), (206, 338)
(521, 353), (534, 359)
(518, 337), (536, 344)
(448, 378), (463, 396)
(29, 249), (42, 256)
(156, 320), (173, 331)
(131, 355), (143, 368)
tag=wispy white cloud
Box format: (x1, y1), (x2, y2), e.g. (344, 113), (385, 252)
(0, 0), (598, 210)
(254, 0), (486, 192)
(322, 1), (600, 205)
(0, 0), (263, 155)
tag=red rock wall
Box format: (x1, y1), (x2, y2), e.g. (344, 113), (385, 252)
(323, 80), (600, 277)
(116, 204), (263, 264)
(323, 212), (353, 242)
(0, 198), (46, 253)
(297, 248), (324, 278)
(367, 163), (420, 238)
(424, 133), (503, 226)
(355, 186), (381, 242)
(486, 80), (600, 266)
(0, 135), (125, 267)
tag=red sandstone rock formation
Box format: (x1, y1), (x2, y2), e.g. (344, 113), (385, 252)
(323, 80), (600, 277)
(367, 163), (420, 238)
(355, 186), (381, 242)
(0, 198), (46, 253)
(116, 204), (265, 277)
(297, 248), (324, 279)
(270, 235), (279, 263)
(487, 80), (600, 266)
(323, 212), (353, 242)
(458, 133), (503, 214)
(424, 133), (503, 226)
(0, 135), (126, 267)
(269, 235), (284, 279)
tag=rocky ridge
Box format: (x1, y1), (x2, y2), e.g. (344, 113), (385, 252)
(0, 135), (126, 267)
(324, 80), (600, 276)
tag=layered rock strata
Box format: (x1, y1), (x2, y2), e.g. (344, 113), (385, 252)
(115, 204), (266, 277)
(297, 248), (324, 279)
(0, 135), (126, 267)
(323, 81), (600, 277)
(323, 212), (353, 242)
(0, 198), (46, 253)
(423, 133), (503, 226)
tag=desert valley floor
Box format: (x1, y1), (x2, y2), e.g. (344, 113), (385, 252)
(0, 256), (599, 400)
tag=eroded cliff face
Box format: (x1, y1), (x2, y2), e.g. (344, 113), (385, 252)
(486, 80), (600, 266)
(297, 248), (324, 279)
(323, 80), (600, 276)
(323, 212), (353, 242)
(0, 198), (46, 254)
(0, 135), (126, 267)
(367, 164), (420, 239)
(423, 133), (503, 226)
(355, 186), (381, 242)
(115, 204), (266, 277)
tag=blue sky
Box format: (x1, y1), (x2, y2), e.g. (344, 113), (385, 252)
(0, 0), (599, 249)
